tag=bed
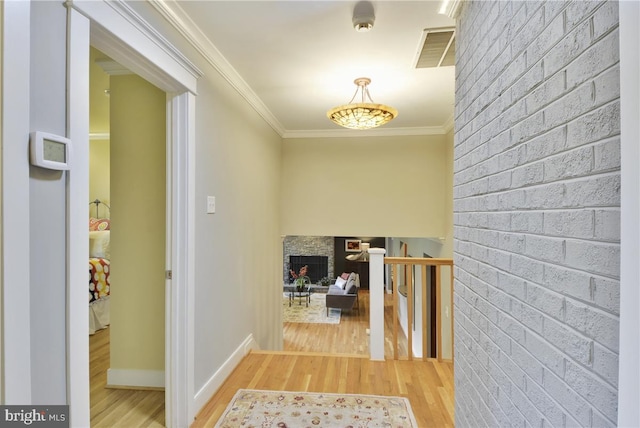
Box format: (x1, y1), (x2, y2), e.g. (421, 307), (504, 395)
(89, 217), (111, 334)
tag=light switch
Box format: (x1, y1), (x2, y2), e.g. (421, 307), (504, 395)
(207, 196), (216, 214)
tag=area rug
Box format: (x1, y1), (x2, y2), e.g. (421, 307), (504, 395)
(283, 293), (340, 324)
(215, 389), (419, 428)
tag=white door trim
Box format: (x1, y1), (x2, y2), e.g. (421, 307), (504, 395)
(1, 0), (33, 405)
(67, 1), (199, 426)
(618, 1), (640, 426)
(166, 91), (197, 426)
(67, 7), (91, 425)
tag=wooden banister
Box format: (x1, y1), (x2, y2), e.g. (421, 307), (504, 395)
(382, 257), (453, 361)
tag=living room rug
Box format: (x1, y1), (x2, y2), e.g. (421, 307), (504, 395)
(215, 389), (419, 428)
(283, 293), (340, 324)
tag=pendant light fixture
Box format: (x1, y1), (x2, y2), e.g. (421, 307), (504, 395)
(326, 77), (398, 130)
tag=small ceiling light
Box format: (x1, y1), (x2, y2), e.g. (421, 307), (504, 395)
(327, 77), (398, 130)
(352, 1), (375, 32)
(354, 20), (373, 32)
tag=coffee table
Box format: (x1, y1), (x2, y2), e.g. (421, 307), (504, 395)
(284, 285), (312, 307)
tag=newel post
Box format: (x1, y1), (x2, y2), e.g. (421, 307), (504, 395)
(368, 248), (386, 361)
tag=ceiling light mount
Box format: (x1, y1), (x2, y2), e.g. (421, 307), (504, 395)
(352, 1), (375, 32)
(327, 77), (398, 130)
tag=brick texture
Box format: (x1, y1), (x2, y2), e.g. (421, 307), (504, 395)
(453, 1), (620, 426)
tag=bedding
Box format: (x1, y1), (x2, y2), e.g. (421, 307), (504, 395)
(89, 257), (111, 334)
(89, 257), (110, 304)
(89, 228), (111, 334)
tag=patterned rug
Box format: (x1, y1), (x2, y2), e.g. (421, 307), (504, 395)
(215, 389), (419, 428)
(283, 293), (340, 324)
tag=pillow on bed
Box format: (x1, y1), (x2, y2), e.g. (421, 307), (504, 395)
(89, 231), (111, 259)
(89, 217), (111, 231)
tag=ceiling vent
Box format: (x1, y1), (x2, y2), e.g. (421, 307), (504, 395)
(414, 27), (455, 68)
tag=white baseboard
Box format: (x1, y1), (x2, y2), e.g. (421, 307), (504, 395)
(107, 368), (165, 388)
(194, 334), (258, 412)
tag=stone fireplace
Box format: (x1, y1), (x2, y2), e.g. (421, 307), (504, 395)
(288, 255), (328, 284)
(283, 236), (334, 284)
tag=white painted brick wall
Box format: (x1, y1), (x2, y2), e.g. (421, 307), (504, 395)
(454, 1), (620, 426)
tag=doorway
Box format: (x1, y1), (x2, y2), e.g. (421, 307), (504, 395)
(88, 48), (167, 425)
(67, 3), (199, 426)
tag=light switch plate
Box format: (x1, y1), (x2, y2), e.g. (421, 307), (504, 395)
(207, 196), (216, 214)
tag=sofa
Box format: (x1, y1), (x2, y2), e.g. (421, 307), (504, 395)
(326, 272), (359, 315)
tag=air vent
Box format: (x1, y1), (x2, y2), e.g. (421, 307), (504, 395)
(414, 28), (455, 68)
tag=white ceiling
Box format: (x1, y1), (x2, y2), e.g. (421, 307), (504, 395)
(160, 1), (455, 137)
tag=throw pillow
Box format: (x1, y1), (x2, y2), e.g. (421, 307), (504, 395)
(345, 277), (356, 291)
(89, 231), (111, 259)
(335, 276), (347, 289)
(89, 217), (111, 231)
(340, 272), (350, 280)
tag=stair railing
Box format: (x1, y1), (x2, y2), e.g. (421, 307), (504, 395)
(368, 248), (454, 361)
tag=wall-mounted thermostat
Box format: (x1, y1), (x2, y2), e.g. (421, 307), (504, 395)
(29, 131), (72, 170)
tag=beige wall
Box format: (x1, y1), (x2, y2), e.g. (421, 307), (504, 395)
(283, 131), (455, 359)
(191, 68), (284, 386)
(280, 135), (451, 238)
(89, 138), (110, 218)
(109, 74), (165, 371)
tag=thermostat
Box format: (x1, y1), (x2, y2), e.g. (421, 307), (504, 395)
(29, 131), (72, 170)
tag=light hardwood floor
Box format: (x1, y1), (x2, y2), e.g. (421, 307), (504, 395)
(90, 328), (165, 427)
(192, 351), (454, 427)
(283, 289), (409, 358)
(90, 290), (454, 427)
(194, 290), (454, 427)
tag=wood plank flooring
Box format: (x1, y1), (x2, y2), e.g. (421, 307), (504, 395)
(194, 290), (454, 427)
(89, 327), (165, 427)
(90, 290), (454, 427)
(192, 352), (454, 427)
(283, 290), (409, 358)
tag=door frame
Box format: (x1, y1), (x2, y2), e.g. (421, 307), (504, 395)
(67, 1), (200, 426)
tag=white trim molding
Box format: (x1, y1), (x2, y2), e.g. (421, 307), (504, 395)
(618, 1), (640, 426)
(107, 369), (165, 389)
(282, 125), (448, 140)
(193, 335), (258, 412)
(1, 0), (33, 405)
(68, 0), (202, 94)
(442, 113), (454, 134)
(66, 5), (91, 426)
(439, 0), (463, 19)
(67, 1), (199, 426)
(149, 0), (285, 136)
(148, 0), (453, 139)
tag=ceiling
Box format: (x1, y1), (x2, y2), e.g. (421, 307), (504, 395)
(157, 1), (456, 137)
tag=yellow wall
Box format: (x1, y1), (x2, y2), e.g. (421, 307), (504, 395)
(89, 138), (110, 218)
(109, 74), (165, 371)
(0, 1), (4, 403)
(89, 47), (110, 135)
(280, 135), (451, 238)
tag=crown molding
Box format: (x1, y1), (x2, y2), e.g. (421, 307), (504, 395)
(148, 0), (453, 140)
(149, 0), (286, 136)
(440, 0), (463, 19)
(282, 125), (448, 140)
(442, 113), (454, 134)
(70, 0), (203, 88)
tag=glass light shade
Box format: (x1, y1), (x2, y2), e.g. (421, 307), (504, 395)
(327, 103), (398, 130)
(327, 77), (398, 130)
